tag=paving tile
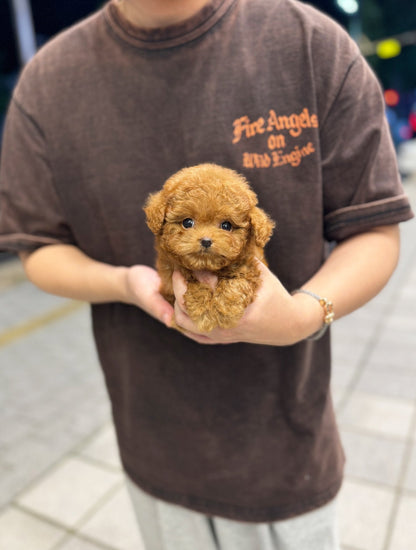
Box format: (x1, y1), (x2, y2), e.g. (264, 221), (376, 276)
(331, 325), (370, 369)
(380, 311), (416, 338)
(338, 478), (394, 550)
(51, 403), (109, 442)
(390, 289), (416, 312)
(331, 387), (346, 411)
(331, 362), (359, 390)
(335, 304), (383, 332)
(331, 304), (380, 342)
(78, 423), (122, 470)
(0, 414), (110, 509)
(0, 409), (33, 447)
(338, 391), (414, 439)
(403, 442), (416, 493)
(340, 428), (406, 487)
(79, 483), (145, 550)
(55, 535), (105, 550)
(0, 506), (65, 550)
(365, 335), (416, 374)
(0, 257), (26, 291)
(17, 456), (122, 528)
(356, 368), (416, 401)
(1, 291), (111, 508)
(0, 281), (71, 332)
(0, 467), (44, 511)
(388, 494), (416, 550)
(1, 435), (64, 495)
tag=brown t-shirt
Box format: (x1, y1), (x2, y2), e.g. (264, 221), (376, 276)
(0, 0), (413, 521)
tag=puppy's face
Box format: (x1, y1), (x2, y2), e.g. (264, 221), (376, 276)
(161, 187), (252, 271)
(144, 164), (274, 271)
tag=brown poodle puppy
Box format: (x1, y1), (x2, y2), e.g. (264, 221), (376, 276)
(144, 164), (275, 333)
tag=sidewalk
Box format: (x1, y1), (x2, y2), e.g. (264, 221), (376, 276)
(0, 178), (415, 550)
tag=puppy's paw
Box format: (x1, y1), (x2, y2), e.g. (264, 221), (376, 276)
(193, 313), (218, 333)
(212, 279), (256, 328)
(184, 282), (217, 332)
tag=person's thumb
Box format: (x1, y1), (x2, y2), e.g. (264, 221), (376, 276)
(146, 291), (174, 327)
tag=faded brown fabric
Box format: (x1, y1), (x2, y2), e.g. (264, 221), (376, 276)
(0, 0), (413, 522)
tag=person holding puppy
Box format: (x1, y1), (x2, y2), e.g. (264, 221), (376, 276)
(0, 0), (413, 548)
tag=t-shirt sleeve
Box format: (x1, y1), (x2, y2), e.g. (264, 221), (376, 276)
(0, 97), (75, 253)
(321, 54), (413, 242)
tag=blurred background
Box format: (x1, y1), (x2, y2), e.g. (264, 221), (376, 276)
(1, 0), (416, 179)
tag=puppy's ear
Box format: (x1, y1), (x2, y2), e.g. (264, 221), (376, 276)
(250, 207), (275, 248)
(144, 191), (166, 234)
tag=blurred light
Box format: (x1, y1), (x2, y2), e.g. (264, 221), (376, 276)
(377, 39), (402, 59)
(336, 0), (359, 15)
(10, 0), (37, 65)
(399, 124), (413, 140)
(409, 113), (416, 132)
(384, 89), (400, 107)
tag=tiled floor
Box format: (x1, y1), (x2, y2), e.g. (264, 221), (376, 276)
(0, 178), (415, 550)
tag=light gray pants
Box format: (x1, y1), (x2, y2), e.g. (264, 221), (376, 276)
(126, 479), (340, 550)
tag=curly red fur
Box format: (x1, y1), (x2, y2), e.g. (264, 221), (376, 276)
(144, 164), (275, 332)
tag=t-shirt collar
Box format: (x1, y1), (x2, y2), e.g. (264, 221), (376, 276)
(104, 0), (236, 50)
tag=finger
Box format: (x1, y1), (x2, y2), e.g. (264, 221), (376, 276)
(173, 299), (216, 339)
(193, 270), (218, 290)
(182, 328), (238, 345)
(158, 302), (175, 327)
(254, 257), (271, 278)
(145, 292), (174, 327)
(181, 330), (217, 345)
(174, 299), (191, 327)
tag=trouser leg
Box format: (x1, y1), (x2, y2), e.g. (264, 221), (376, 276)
(269, 499), (340, 550)
(127, 477), (339, 550)
(126, 478), (218, 550)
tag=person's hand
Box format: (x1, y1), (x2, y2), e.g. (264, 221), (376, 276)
(124, 265), (174, 327)
(171, 261), (323, 346)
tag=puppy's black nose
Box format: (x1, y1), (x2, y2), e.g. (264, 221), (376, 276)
(201, 238), (212, 249)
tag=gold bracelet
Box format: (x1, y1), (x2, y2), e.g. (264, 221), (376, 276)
(292, 289), (334, 340)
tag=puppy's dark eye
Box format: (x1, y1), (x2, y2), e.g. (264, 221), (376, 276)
(182, 218), (195, 229)
(220, 221), (233, 231)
